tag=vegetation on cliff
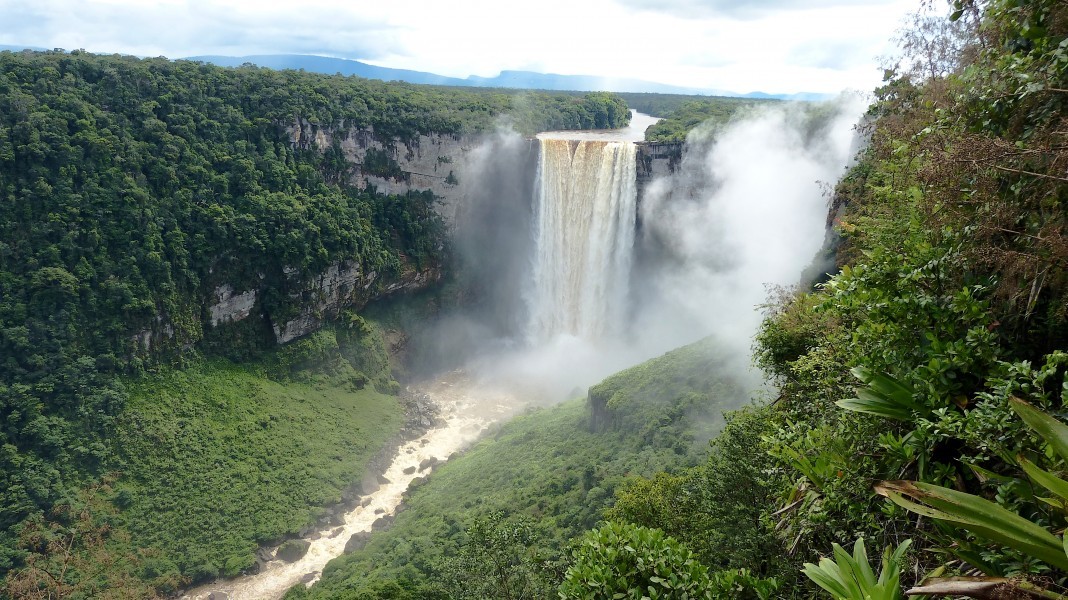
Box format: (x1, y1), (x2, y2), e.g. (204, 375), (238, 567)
(612, 92), (776, 142)
(579, 0), (1068, 597)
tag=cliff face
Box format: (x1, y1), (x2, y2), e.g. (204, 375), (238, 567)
(131, 263), (441, 353)
(288, 118), (483, 227)
(133, 123), (470, 353)
(267, 260), (441, 344)
(635, 141), (682, 204)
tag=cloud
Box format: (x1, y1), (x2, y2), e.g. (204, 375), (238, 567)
(0, 0), (402, 59)
(0, 0), (918, 95)
(788, 38), (880, 70)
(613, 0), (902, 19)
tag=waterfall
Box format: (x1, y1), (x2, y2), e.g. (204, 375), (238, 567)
(526, 138), (638, 342)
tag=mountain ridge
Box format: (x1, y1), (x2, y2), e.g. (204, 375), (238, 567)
(0, 44), (829, 99)
(184, 53), (829, 100)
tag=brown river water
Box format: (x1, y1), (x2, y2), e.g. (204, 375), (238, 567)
(179, 372), (523, 600)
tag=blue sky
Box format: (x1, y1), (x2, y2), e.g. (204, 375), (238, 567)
(0, 0), (923, 94)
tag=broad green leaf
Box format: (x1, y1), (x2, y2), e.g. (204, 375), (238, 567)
(840, 368), (924, 421)
(835, 397), (910, 421)
(802, 538), (908, 600)
(802, 559), (850, 598)
(1011, 398), (1068, 461)
(877, 480), (1068, 571)
(1019, 456), (1068, 502)
(851, 539), (877, 588)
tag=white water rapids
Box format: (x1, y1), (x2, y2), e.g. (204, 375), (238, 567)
(179, 373), (522, 600)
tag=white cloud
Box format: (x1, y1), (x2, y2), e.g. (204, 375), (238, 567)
(0, 0), (920, 94)
(614, 0), (905, 19)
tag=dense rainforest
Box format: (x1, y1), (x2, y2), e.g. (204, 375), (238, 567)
(2, 0), (1066, 597)
(0, 48), (632, 596)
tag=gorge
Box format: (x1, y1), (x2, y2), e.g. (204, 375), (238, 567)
(3, 6), (1066, 597)
(180, 101), (865, 598)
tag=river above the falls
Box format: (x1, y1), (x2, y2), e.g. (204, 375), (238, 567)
(179, 372), (525, 600)
(536, 109), (659, 142)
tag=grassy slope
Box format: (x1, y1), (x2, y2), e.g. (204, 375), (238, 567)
(105, 325), (406, 588)
(296, 337), (749, 598)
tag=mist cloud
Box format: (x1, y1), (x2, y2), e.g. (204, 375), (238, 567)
(630, 95), (867, 381)
(434, 98), (867, 406)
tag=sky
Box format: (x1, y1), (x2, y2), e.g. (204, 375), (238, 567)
(0, 0), (923, 94)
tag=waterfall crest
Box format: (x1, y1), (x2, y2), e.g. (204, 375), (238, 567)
(526, 139), (637, 342)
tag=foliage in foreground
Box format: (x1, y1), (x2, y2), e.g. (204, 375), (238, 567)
(741, 0), (1068, 594)
(801, 539), (910, 600)
(560, 522), (714, 600)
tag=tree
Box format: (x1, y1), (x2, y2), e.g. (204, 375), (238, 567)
(2, 479), (168, 599)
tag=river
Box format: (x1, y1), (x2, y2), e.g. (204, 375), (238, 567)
(179, 372), (523, 600)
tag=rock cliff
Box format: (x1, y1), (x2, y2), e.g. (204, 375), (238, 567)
(287, 117), (483, 226)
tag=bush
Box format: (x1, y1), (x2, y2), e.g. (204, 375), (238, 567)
(559, 522), (712, 599)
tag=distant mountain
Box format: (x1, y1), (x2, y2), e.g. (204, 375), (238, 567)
(741, 90), (832, 102)
(464, 70), (720, 96)
(0, 44), (49, 52)
(187, 54), (468, 87)
(185, 53), (828, 100)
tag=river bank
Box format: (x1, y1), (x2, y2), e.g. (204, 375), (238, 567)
(178, 371), (523, 600)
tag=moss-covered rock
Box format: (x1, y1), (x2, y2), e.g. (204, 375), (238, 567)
(276, 539), (311, 563)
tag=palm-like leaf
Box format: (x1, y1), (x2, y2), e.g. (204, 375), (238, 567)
(876, 480), (1068, 572)
(1011, 397), (1068, 461)
(836, 367), (925, 421)
(802, 538), (910, 600)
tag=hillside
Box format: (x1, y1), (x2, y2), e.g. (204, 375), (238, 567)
(287, 337), (750, 599)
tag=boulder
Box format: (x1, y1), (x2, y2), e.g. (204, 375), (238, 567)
(345, 531), (373, 553)
(276, 539), (311, 563)
(372, 515), (394, 531)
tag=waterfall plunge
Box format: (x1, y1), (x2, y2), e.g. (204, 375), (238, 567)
(526, 139), (638, 343)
